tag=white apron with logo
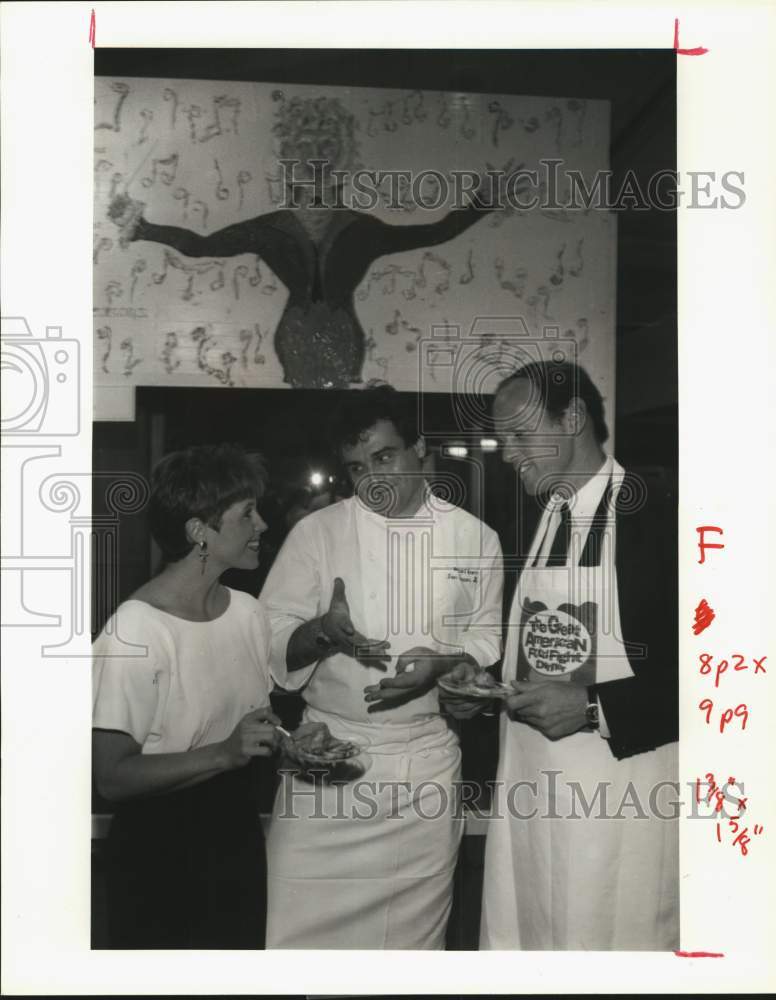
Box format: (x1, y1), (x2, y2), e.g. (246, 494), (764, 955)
(480, 462), (678, 950)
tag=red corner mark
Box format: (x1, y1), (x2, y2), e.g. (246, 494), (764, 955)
(89, 9), (96, 49)
(674, 18), (708, 55)
(675, 951), (725, 958)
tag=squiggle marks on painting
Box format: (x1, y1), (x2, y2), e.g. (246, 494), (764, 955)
(190, 325), (238, 386)
(239, 324), (266, 368)
(95, 82), (129, 132)
(120, 337), (143, 377)
(97, 326), (112, 374)
(161, 331), (181, 375)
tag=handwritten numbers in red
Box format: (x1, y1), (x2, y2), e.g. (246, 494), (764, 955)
(698, 698), (748, 734)
(89, 9), (96, 48)
(717, 820), (763, 857)
(702, 774), (765, 856)
(699, 652), (767, 688)
(720, 703), (749, 734)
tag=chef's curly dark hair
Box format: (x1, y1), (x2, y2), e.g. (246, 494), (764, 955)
(328, 381), (420, 454)
(497, 361), (609, 444)
(149, 444), (266, 562)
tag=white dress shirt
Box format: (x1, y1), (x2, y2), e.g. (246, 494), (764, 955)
(529, 455), (618, 735)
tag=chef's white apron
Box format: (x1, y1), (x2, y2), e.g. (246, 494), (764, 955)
(266, 501), (465, 949)
(266, 708), (462, 949)
(480, 463), (678, 950)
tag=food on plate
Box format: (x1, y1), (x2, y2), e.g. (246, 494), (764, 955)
(438, 667), (511, 698)
(471, 669), (498, 690)
(282, 722), (360, 763)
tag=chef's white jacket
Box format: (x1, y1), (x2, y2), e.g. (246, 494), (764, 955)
(260, 493), (503, 723)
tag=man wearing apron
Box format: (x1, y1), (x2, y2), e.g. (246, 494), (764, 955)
(260, 384), (503, 949)
(448, 360), (678, 951)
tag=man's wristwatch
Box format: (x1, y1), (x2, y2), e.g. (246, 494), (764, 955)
(584, 688), (600, 731)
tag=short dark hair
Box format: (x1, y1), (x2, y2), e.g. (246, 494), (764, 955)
(496, 361), (609, 444)
(328, 381), (419, 454)
(149, 444), (266, 562)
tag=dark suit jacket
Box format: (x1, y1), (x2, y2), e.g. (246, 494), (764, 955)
(590, 468), (678, 759)
(508, 466), (678, 761)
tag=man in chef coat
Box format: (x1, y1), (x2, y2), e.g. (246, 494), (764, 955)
(445, 359), (678, 951)
(260, 383), (503, 949)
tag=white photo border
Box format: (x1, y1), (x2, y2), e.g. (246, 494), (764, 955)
(1, 1), (774, 994)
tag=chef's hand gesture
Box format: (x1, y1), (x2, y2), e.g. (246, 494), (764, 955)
(364, 648), (472, 713)
(321, 577), (391, 667)
(505, 681), (588, 739)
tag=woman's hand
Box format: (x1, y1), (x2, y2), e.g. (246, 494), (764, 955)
(107, 193), (146, 248)
(222, 706), (282, 767)
(93, 716), (282, 803)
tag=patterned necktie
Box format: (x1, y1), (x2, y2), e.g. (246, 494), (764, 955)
(546, 501), (571, 566)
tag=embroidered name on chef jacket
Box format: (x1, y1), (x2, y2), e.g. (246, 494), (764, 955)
(447, 566), (480, 584)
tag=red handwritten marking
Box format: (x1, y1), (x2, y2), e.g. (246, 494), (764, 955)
(674, 18), (709, 56)
(699, 652), (767, 686)
(89, 9), (96, 48)
(692, 598), (715, 635)
(698, 698), (749, 733)
(697, 525), (724, 564)
(674, 951), (724, 958)
(721, 703), (748, 733)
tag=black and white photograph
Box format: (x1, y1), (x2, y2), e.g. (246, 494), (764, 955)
(1, 2), (774, 996)
(90, 45), (678, 953)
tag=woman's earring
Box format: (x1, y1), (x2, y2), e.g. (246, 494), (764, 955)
(198, 540), (209, 574)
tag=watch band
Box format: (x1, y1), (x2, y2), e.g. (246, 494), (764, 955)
(584, 688), (600, 730)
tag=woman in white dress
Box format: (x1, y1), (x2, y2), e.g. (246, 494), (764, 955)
(92, 444), (280, 949)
